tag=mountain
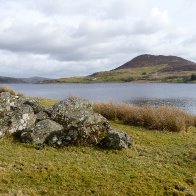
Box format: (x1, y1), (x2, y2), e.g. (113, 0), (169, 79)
(115, 54), (196, 72)
(0, 76), (51, 84)
(42, 54), (196, 84)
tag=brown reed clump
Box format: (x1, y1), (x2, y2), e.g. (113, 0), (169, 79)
(93, 102), (195, 132)
(0, 86), (23, 96)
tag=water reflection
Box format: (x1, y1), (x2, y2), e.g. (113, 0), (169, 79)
(129, 98), (196, 114)
(1, 83), (196, 114)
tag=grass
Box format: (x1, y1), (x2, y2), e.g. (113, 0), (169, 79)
(0, 96), (196, 195)
(93, 102), (195, 132)
(35, 97), (58, 107)
(0, 123), (195, 195)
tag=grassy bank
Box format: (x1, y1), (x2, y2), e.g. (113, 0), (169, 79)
(0, 122), (196, 195)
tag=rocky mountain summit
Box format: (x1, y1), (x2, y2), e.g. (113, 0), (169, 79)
(0, 92), (132, 150)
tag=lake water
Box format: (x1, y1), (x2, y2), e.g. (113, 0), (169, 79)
(1, 83), (196, 114)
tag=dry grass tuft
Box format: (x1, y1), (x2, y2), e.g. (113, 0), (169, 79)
(0, 86), (23, 96)
(93, 102), (195, 132)
(194, 116), (196, 127)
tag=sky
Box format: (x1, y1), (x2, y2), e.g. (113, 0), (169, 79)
(0, 0), (196, 78)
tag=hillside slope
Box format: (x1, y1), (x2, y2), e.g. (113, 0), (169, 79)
(0, 76), (25, 84)
(0, 76), (51, 84)
(42, 54), (196, 83)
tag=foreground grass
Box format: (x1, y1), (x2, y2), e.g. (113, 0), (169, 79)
(0, 123), (195, 195)
(0, 96), (195, 195)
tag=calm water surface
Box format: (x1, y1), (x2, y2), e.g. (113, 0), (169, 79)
(1, 83), (196, 114)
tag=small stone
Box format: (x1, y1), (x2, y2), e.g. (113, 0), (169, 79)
(98, 130), (132, 150)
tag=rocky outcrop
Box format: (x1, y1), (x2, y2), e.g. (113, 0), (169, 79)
(0, 92), (132, 150)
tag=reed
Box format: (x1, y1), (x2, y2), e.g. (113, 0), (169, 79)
(93, 102), (195, 132)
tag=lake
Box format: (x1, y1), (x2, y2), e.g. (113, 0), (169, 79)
(1, 83), (196, 114)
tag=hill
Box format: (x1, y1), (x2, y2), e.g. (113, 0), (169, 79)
(42, 54), (196, 83)
(116, 54), (196, 72)
(20, 77), (51, 83)
(0, 76), (51, 84)
(0, 76), (25, 84)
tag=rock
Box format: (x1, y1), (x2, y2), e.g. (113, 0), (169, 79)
(0, 92), (132, 151)
(0, 92), (37, 136)
(50, 97), (93, 127)
(7, 104), (36, 134)
(23, 99), (44, 114)
(0, 92), (24, 110)
(20, 119), (64, 145)
(0, 119), (9, 139)
(49, 97), (110, 146)
(98, 130), (132, 150)
(36, 111), (49, 122)
(0, 97), (11, 115)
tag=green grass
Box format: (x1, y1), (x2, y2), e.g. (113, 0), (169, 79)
(0, 123), (195, 195)
(35, 97), (58, 107)
(0, 98), (196, 195)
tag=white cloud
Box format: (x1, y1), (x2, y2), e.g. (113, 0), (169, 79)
(0, 0), (195, 77)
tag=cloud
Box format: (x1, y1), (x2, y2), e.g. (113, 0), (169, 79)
(0, 0), (195, 77)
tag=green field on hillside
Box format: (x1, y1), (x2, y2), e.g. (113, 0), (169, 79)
(43, 66), (196, 83)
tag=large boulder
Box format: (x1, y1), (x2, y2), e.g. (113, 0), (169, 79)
(20, 119), (64, 145)
(47, 97), (110, 146)
(98, 130), (132, 150)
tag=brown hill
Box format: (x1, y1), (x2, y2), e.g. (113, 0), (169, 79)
(115, 54), (196, 72)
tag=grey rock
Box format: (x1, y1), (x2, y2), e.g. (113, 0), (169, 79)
(36, 111), (49, 122)
(0, 92), (36, 136)
(98, 130), (132, 150)
(49, 97), (110, 146)
(23, 99), (44, 113)
(0, 118), (9, 138)
(7, 104), (36, 134)
(0, 92), (24, 110)
(20, 119), (64, 145)
(0, 92), (132, 151)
